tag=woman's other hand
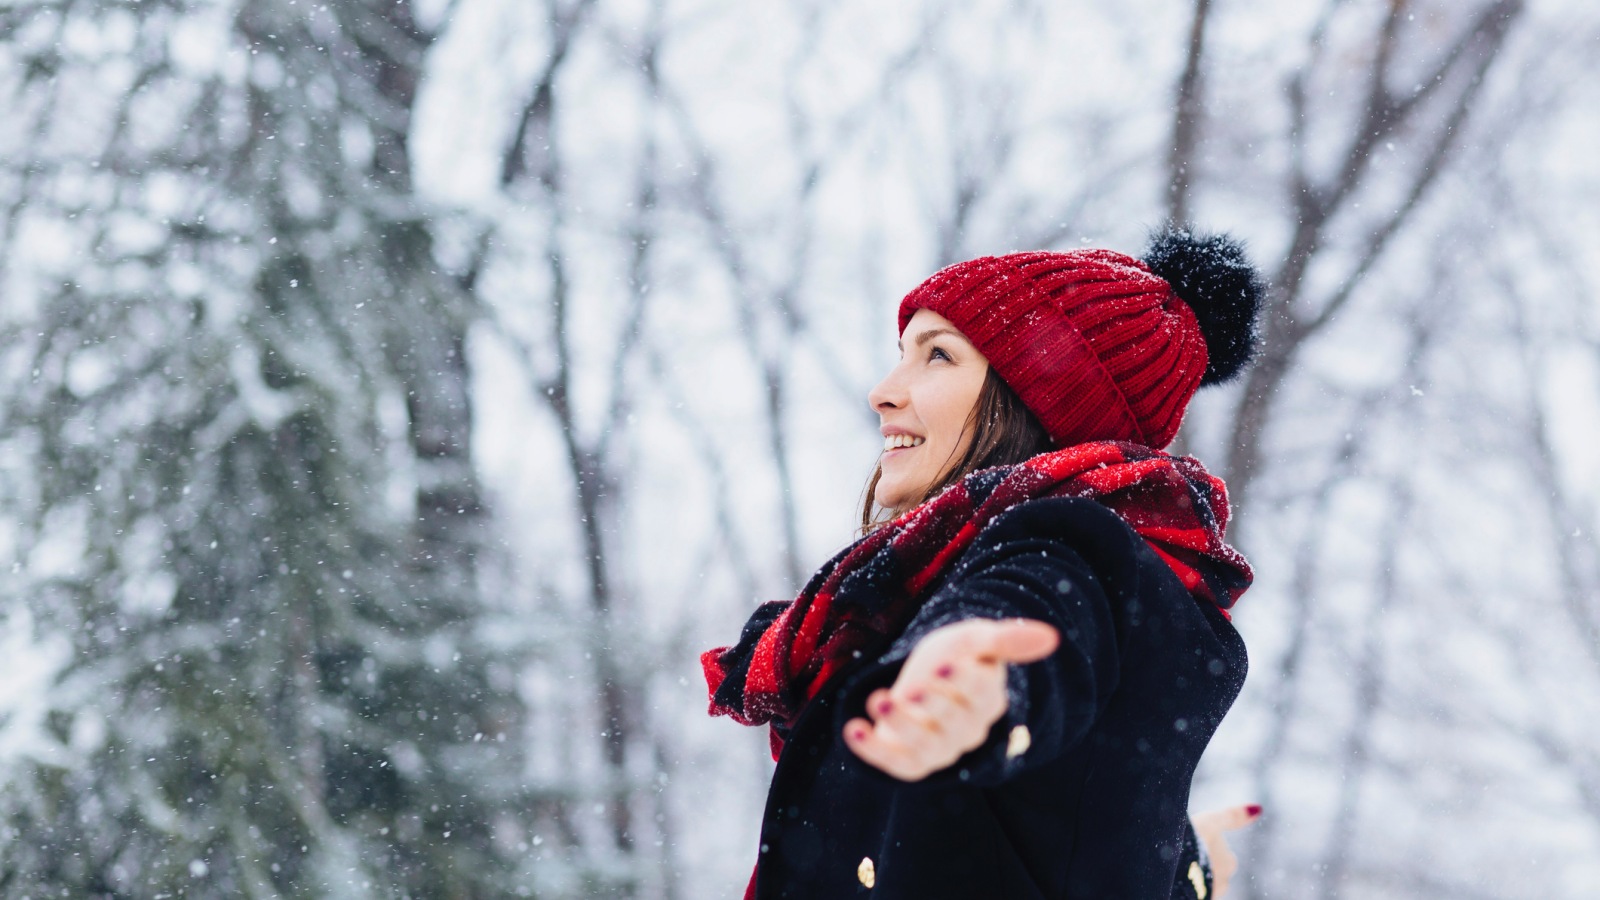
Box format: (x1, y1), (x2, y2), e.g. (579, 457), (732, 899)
(1191, 804), (1261, 897)
(842, 618), (1059, 781)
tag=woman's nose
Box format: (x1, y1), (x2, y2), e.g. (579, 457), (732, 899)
(868, 368), (906, 413)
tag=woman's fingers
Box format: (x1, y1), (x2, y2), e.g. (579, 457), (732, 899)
(865, 687), (943, 736)
(1193, 803), (1261, 833)
(864, 682), (980, 756)
(1192, 804), (1261, 898)
(843, 714), (945, 780)
(842, 715), (907, 777)
(1209, 839), (1237, 898)
(851, 676), (991, 779)
(884, 659), (1004, 739)
(903, 679), (994, 752)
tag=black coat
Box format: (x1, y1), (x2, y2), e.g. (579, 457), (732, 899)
(752, 496), (1247, 899)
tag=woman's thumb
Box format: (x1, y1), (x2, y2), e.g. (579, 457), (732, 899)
(984, 619), (1059, 664)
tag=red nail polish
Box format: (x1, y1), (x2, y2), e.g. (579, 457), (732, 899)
(1246, 804), (1263, 818)
(936, 664), (954, 679)
(907, 691), (924, 703)
(852, 728), (868, 741)
(878, 700), (894, 715)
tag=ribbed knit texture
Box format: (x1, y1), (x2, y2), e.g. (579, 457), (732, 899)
(898, 250), (1209, 449)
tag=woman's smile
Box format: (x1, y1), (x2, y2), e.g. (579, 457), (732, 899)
(881, 432), (926, 453)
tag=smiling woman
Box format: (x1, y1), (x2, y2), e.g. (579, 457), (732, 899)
(863, 311), (1054, 527)
(868, 312), (995, 511)
(704, 226), (1267, 900)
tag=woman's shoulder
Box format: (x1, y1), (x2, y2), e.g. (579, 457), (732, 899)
(955, 495), (1239, 633)
(964, 495), (1152, 573)
(903, 496), (1158, 623)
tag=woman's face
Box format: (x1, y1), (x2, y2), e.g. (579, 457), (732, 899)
(868, 308), (990, 511)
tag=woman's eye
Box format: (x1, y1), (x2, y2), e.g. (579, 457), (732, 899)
(929, 347), (951, 362)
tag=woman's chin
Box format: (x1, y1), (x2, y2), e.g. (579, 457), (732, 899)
(873, 484), (907, 511)
(874, 477), (921, 512)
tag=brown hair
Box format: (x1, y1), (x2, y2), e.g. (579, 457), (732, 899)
(859, 367), (1055, 533)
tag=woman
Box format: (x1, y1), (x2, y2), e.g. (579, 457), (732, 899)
(704, 227), (1264, 899)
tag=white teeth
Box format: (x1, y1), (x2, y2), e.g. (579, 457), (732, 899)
(883, 434), (926, 451)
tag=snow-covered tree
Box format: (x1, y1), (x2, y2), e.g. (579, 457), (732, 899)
(0, 1), (535, 895)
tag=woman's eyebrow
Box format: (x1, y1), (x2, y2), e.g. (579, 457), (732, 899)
(897, 327), (968, 352)
(913, 327), (967, 348)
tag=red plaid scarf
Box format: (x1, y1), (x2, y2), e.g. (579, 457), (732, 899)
(702, 442), (1251, 750)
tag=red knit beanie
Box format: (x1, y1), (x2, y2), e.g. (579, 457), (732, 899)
(897, 228), (1264, 449)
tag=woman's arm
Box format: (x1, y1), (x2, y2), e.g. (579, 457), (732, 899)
(836, 497), (1132, 785)
(842, 617), (1059, 780)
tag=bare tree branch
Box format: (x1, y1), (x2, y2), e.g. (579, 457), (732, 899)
(1165, 0), (1213, 226)
(500, 0), (600, 189)
(1317, 483), (1412, 895)
(1239, 311), (1437, 899)
(1506, 272), (1600, 673)
(1221, 0), (1527, 515)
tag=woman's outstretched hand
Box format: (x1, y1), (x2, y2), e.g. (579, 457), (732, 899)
(842, 618), (1060, 781)
(1192, 804), (1261, 898)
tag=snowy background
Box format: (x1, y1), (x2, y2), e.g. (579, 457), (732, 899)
(2, 0), (1599, 897)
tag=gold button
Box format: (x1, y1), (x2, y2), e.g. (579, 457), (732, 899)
(857, 856), (876, 889)
(1005, 724), (1031, 759)
(1187, 860), (1207, 899)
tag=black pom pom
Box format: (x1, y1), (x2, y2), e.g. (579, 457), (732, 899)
(1142, 225), (1265, 386)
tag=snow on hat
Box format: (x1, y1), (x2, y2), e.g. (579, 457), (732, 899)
(896, 226), (1264, 449)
